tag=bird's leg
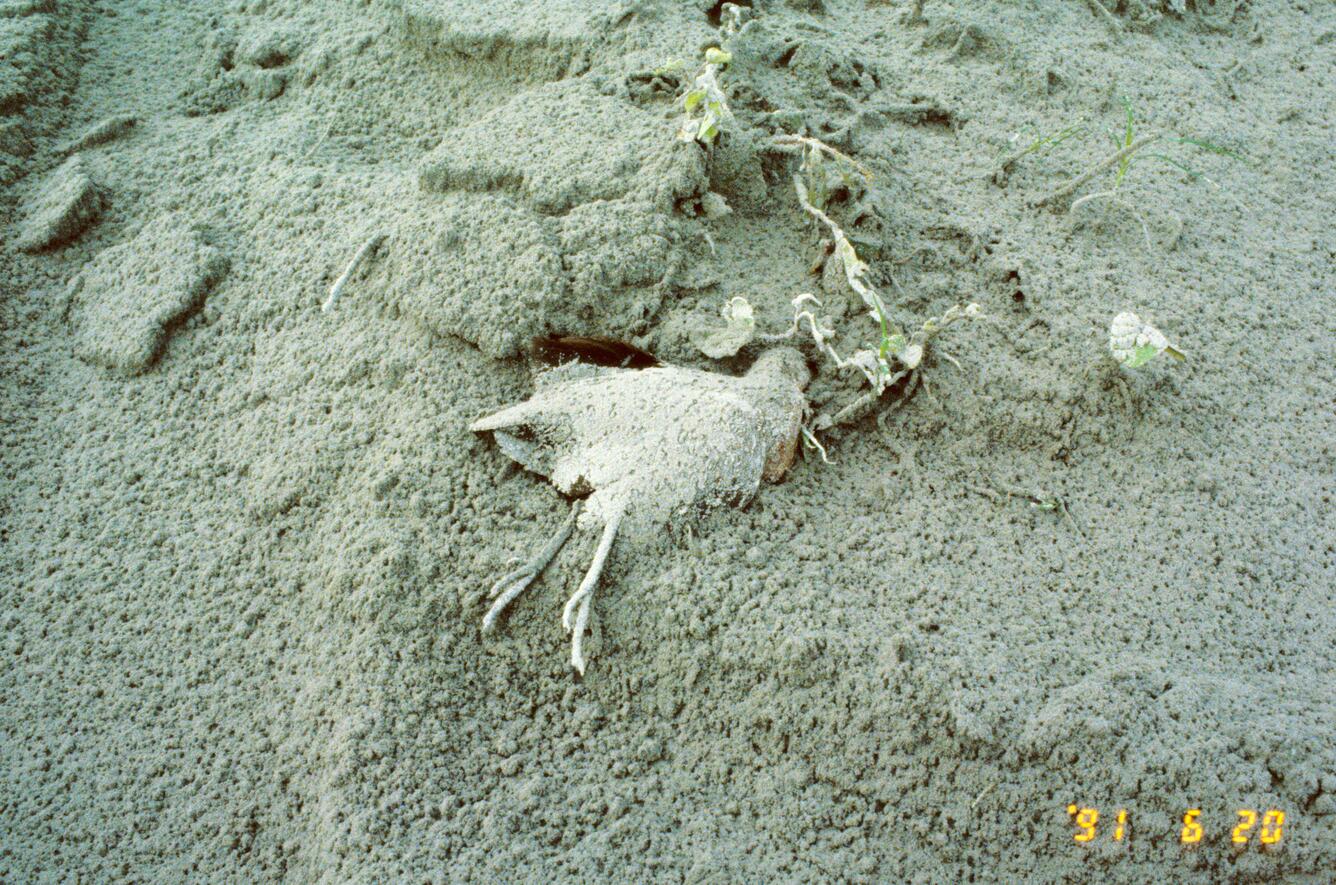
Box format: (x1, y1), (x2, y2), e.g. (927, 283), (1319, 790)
(561, 504), (624, 675)
(481, 502), (580, 634)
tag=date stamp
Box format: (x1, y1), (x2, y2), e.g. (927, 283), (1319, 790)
(1067, 805), (1286, 849)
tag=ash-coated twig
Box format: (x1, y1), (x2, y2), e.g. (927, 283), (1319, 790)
(321, 233), (385, 313)
(969, 477), (1086, 538)
(772, 134), (874, 181)
(830, 383), (895, 429)
(1031, 134), (1162, 208)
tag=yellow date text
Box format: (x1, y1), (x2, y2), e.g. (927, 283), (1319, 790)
(1066, 806), (1286, 848)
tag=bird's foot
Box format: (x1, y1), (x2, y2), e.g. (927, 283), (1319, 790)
(480, 503), (579, 634)
(563, 506), (623, 676)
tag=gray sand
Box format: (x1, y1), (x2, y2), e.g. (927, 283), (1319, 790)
(2, 0), (1333, 882)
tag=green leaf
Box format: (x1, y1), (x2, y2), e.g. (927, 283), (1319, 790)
(704, 47), (732, 66)
(684, 90), (705, 111)
(1123, 342), (1160, 369)
(1145, 153), (1203, 180)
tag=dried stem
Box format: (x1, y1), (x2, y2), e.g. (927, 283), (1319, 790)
(322, 233), (385, 312)
(774, 294), (883, 390)
(1069, 190), (1154, 250)
(1031, 133), (1162, 209)
(792, 175), (894, 335)
(772, 134), (874, 181)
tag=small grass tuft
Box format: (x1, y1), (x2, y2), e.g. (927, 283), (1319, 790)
(1031, 98), (1248, 249)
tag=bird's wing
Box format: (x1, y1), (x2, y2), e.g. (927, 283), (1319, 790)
(469, 398), (549, 433)
(469, 366), (630, 433)
(470, 374), (623, 483)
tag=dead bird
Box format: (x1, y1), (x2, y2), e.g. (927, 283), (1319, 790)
(470, 346), (811, 674)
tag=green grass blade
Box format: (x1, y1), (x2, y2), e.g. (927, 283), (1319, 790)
(1175, 137), (1249, 164)
(1115, 97), (1136, 188)
(1143, 152), (1203, 180)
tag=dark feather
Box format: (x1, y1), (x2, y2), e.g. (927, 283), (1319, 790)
(531, 335), (660, 370)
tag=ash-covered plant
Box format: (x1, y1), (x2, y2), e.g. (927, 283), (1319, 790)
(677, 47), (733, 146)
(676, 3), (748, 146)
(772, 134), (980, 423)
(692, 135), (980, 429)
(1031, 97), (1247, 248)
(1108, 311), (1184, 369)
(690, 296), (756, 358)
